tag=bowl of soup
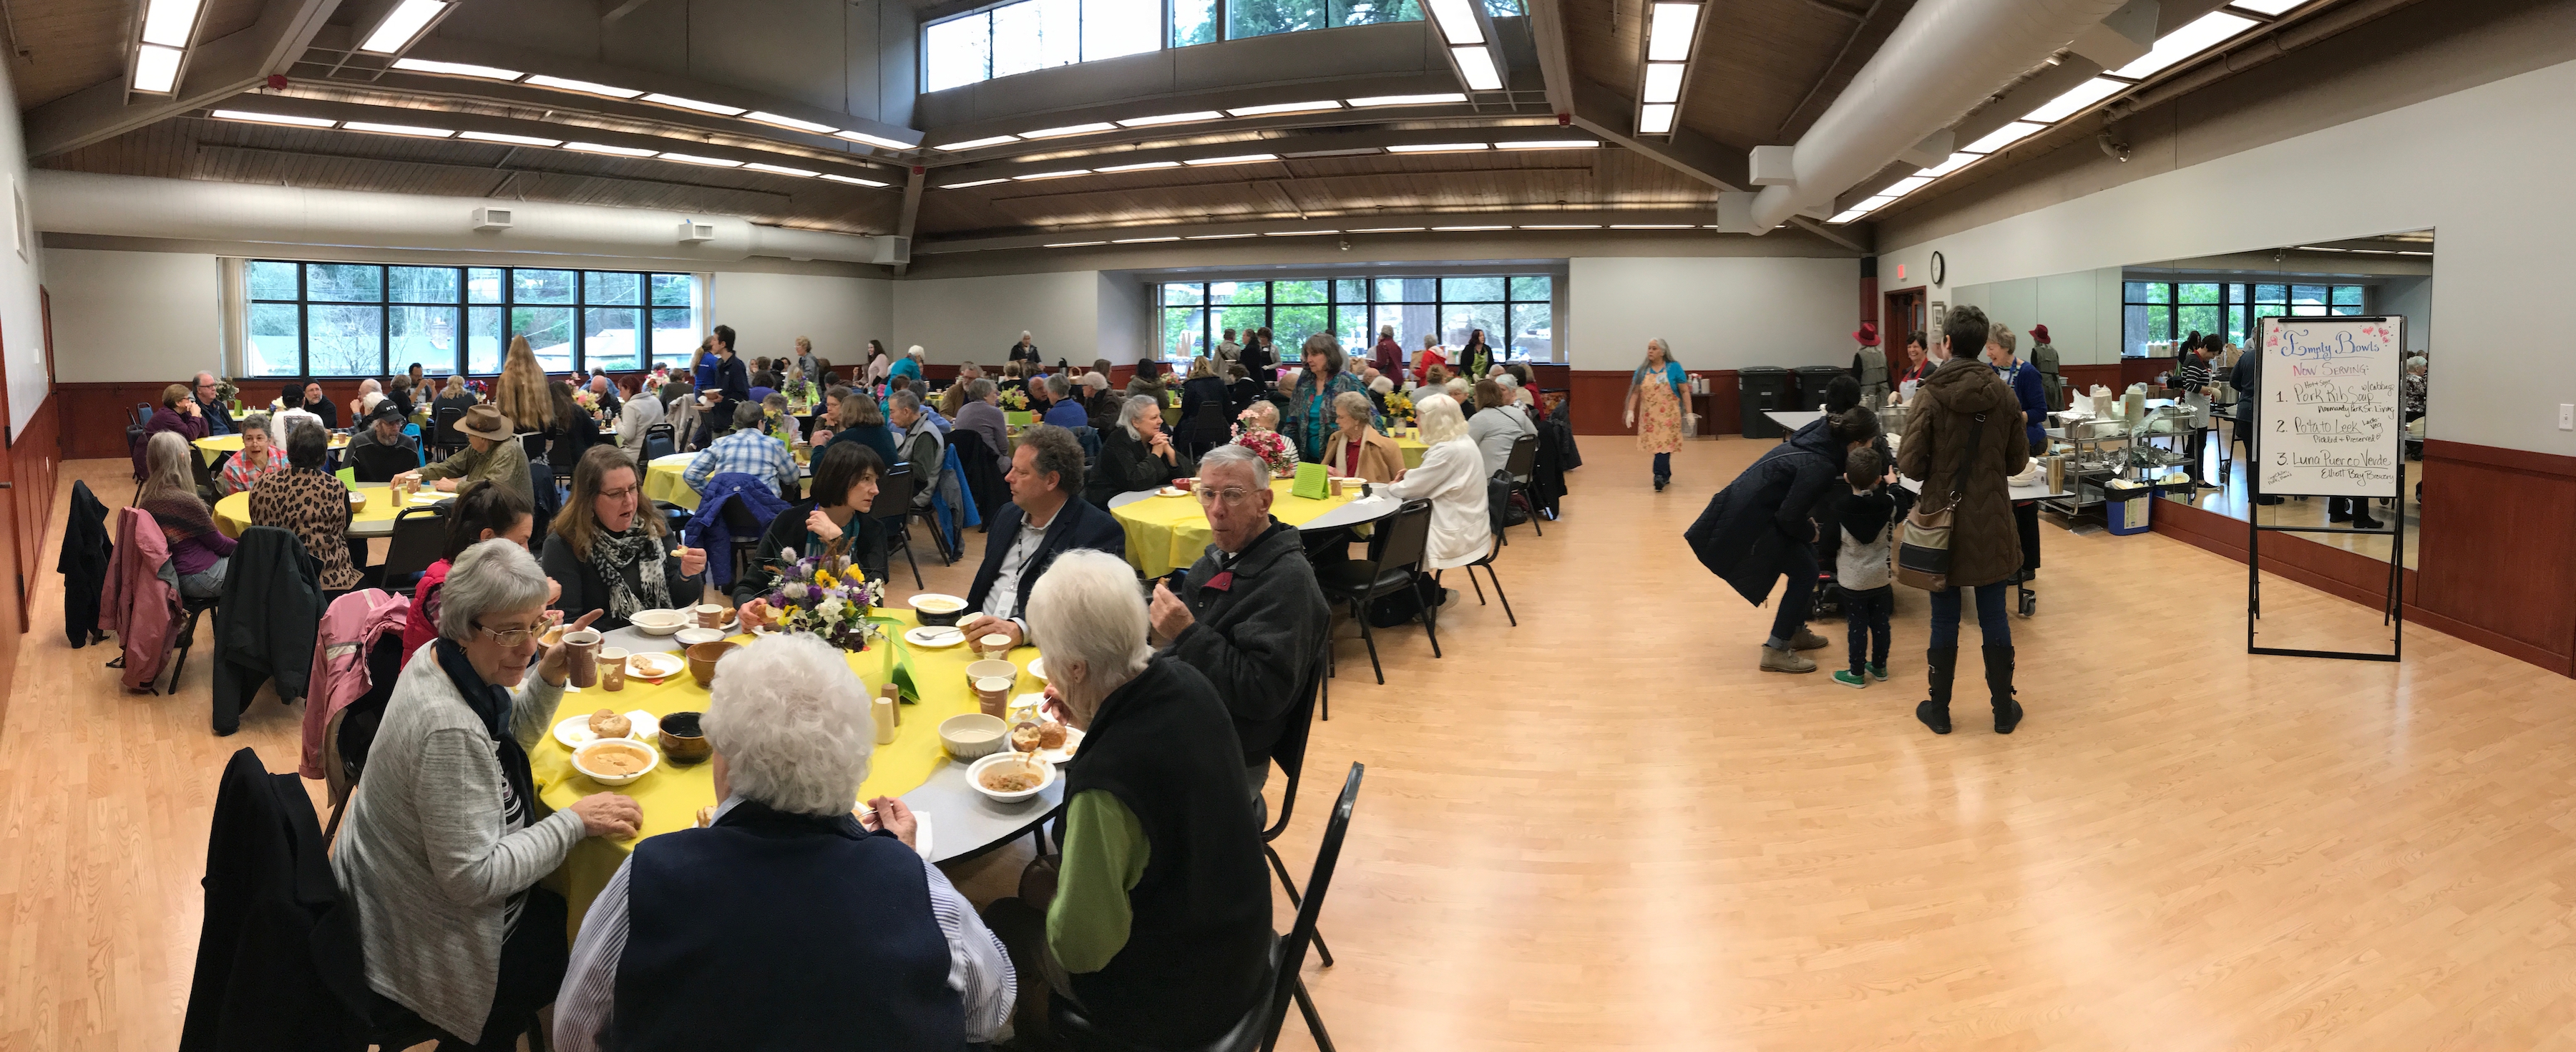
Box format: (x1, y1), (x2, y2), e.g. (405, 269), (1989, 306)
(572, 738), (659, 786)
(967, 751), (1055, 804)
(629, 609), (688, 635)
(938, 713), (1010, 761)
(907, 593), (970, 626)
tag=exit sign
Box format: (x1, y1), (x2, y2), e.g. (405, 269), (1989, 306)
(1896, 263), (1906, 281)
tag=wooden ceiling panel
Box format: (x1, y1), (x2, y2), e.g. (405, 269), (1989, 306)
(9, 0), (133, 109)
(1561, 0), (1887, 150)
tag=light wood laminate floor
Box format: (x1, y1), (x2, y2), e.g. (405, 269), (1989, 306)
(4, 443), (2571, 1051)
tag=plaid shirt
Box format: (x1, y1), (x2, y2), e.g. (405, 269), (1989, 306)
(683, 428), (796, 497)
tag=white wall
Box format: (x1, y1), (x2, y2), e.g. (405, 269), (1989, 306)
(1095, 273), (1148, 363)
(1880, 57), (2576, 454)
(1566, 257), (1859, 371)
(42, 248), (222, 384)
(708, 271), (893, 367)
(892, 271), (1131, 366)
(2381, 275), (2433, 354)
(0, 67), (48, 432)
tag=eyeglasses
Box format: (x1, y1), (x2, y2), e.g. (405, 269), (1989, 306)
(472, 621), (546, 647)
(597, 484), (639, 501)
(1194, 487), (1259, 507)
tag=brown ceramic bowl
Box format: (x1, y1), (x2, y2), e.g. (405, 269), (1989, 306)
(658, 711), (711, 765)
(686, 640), (739, 687)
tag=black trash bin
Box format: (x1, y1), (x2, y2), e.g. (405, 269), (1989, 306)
(1740, 366), (1795, 438)
(1794, 364), (1849, 411)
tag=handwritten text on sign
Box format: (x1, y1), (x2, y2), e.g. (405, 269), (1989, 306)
(2257, 317), (2404, 499)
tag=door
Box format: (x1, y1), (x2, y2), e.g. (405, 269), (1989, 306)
(1884, 287), (1926, 345)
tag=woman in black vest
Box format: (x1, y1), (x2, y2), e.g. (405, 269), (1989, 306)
(981, 550), (1272, 1048)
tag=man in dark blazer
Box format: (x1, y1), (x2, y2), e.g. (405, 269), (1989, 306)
(955, 424), (1126, 649)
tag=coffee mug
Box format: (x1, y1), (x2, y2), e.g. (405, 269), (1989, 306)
(562, 628), (604, 688)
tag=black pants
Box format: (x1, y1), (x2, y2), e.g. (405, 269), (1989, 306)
(1842, 585), (1892, 673)
(1767, 541), (1818, 648)
(449, 888), (568, 1051)
(2329, 497), (2376, 522)
(2014, 501), (2041, 576)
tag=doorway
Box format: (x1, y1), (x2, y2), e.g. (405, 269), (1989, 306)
(1883, 286), (1926, 346)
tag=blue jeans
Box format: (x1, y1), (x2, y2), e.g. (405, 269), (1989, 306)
(1765, 541), (1818, 649)
(1928, 583), (2011, 648)
(1653, 452), (1672, 479)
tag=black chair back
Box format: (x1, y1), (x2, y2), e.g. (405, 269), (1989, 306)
(1259, 763), (1363, 1049)
(1372, 499), (1435, 575)
(1263, 643), (1330, 842)
(379, 507), (447, 593)
(1504, 431), (1540, 480)
(1485, 472), (1516, 538)
(872, 466), (917, 526)
(347, 442), (418, 483)
(643, 423), (675, 461)
(433, 406), (464, 450)
(135, 402), (153, 427)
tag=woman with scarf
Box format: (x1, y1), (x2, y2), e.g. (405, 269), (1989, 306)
(1280, 333), (1373, 463)
(331, 540), (641, 1050)
(1623, 338), (1688, 491)
(540, 445), (708, 630)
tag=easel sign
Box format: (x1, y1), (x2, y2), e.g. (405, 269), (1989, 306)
(2247, 315), (2406, 661)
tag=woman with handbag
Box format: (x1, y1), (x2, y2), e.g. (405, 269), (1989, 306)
(1895, 305), (2031, 736)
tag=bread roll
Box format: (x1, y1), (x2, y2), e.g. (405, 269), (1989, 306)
(589, 708), (632, 739)
(1037, 721), (1067, 749)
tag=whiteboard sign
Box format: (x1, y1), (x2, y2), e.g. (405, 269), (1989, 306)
(2255, 316), (2404, 499)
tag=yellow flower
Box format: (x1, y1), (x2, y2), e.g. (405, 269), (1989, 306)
(814, 568), (839, 588)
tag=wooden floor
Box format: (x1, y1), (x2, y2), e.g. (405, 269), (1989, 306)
(6, 441), (2575, 1051)
(2166, 423), (2426, 568)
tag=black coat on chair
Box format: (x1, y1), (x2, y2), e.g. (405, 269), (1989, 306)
(59, 479), (113, 648)
(181, 747), (368, 1052)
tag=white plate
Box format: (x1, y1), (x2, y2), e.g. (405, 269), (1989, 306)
(1012, 723), (1083, 764)
(626, 652), (685, 680)
(1155, 486), (1190, 497)
(554, 710), (660, 749)
(1026, 656), (1046, 681)
(905, 625), (968, 648)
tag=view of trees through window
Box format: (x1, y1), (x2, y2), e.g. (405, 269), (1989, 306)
(245, 260), (701, 377)
(930, 0), (1519, 89)
(2120, 279), (2366, 356)
(1157, 275), (1554, 363)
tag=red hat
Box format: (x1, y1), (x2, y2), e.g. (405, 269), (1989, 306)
(1853, 321), (1879, 346)
(2029, 323), (2051, 344)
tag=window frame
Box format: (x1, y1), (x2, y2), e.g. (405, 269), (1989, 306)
(924, 0), (1454, 90)
(2119, 278), (2366, 356)
(244, 258), (700, 378)
(1156, 272), (1557, 364)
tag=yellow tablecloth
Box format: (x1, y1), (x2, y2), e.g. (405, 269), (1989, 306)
(532, 611), (1040, 937)
(642, 452), (701, 510)
(1395, 434), (1427, 469)
(211, 482), (406, 538)
(1113, 478), (1358, 578)
(192, 432), (346, 467)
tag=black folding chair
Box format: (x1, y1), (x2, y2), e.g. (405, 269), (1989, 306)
(431, 406), (464, 459)
(1263, 646), (1335, 965)
(158, 594), (220, 695)
(1315, 499), (1438, 685)
(1502, 432), (1542, 539)
(1440, 474), (1516, 626)
(718, 497), (768, 583)
(872, 465), (924, 588)
(643, 422), (675, 462)
(377, 506), (447, 596)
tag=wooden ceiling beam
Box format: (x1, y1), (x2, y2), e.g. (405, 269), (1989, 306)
(24, 0), (342, 159)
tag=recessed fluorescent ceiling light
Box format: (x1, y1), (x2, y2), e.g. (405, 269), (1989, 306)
(132, 44), (182, 93)
(1184, 153), (1279, 166)
(1116, 111), (1221, 127)
(834, 130), (914, 150)
(1045, 241), (1106, 248)
(140, 0), (205, 47)
(2229, 0), (2305, 12)
(565, 141), (655, 157)
(1281, 147), (1380, 158)
(1496, 139), (1600, 150)
(1961, 121), (2044, 154)
(1638, 103), (1676, 135)
(1264, 229), (1337, 236)
(1347, 93), (1466, 107)
(1855, 195), (1896, 210)
(2395, 250), (2432, 255)
(1521, 224), (1601, 229)
(1021, 122), (1116, 138)
(1425, 0), (1485, 43)
(210, 109), (335, 127)
(1641, 62), (1685, 104)
(1184, 233), (1259, 239)
(745, 112), (836, 134)
(820, 173), (890, 187)
(390, 57), (522, 80)
(1453, 47), (1504, 92)
(526, 74), (643, 99)
(743, 162), (821, 177)
(1433, 225), (1508, 230)
(1097, 160), (1183, 172)
(1112, 235), (1181, 243)
(645, 93), (748, 116)
(938, 178), (1007, 188)
(937, 135), (1020, 150)
(1828, 208), (1869, 224)
(1013, 169), (1090, 180)
(1348, 227), (1426, 233)
(1611, 223), (1694, 229)
(359, 0), (447, 54)
(459, 130), (562, 146)
(2022, 77), (2125, 123)
(1646, 2), (1701, 61)
(1917, 152), (1977, 177)
(2110, 11), (2255, 79)
(1882, 175), (1932, 195)
(658, 152), (743, 167)
(1227, 100), (1340, 117)
(1387, 142), (1487, 153)
(343, 121), (455, 137)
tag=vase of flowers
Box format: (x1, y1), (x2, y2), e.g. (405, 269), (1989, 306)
(1231, 406), (1299, 478)
(1385, 390), (1414, 426)
(757, 555), (889, 652)
(1001, 386), (1028, 411)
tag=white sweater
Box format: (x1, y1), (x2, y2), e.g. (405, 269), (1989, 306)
(1380, 438), (1492, 570)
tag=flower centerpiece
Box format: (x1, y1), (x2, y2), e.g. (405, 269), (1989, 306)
(570, 386), (601, 414)
(1385, 390), (1415, 426)
(1001, 386), (1028, 411)
(1231, 406), (1299, 478)
(758, 555), (889, 652)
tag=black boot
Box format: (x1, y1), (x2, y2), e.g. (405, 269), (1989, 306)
(1916, 646), (1955, 734)
(1984, 644), (2022, 734)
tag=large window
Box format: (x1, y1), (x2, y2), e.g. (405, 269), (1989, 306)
(1156, 274), (1553, 363)
(2120, 279), (2365, 356)
(927, 0), (1523, 90)
(244, 260), (701, 377)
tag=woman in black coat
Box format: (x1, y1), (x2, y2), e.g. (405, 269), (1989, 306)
(1683, 408), (1880, 676)
(1177, 359), (1234, 457)
(1085, 394), (1194, 507)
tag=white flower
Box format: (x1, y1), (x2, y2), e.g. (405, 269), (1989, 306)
(784, 582), (810, 601)
(816, 597), (847, 623)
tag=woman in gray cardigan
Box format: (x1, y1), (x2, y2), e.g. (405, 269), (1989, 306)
(331, 539), (640, 1048)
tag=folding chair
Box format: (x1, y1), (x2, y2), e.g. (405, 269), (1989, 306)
(1501, 432), (1543, 539)
(1443, 475), (1516, 626)
(1262, 646), (1335, 965)
(643, 422), (675, 462)
(1315, 499), (1437, 685)
(871, 465), (924, 588)
(377, 506), (447, 596)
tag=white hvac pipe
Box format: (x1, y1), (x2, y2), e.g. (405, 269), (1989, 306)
(28, 170), (887, 265)
(1749, 0), (2132, 230)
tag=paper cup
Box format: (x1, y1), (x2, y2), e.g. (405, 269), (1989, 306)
(974, 676), (1013, 718)
(976, 633), (1015, 659)
(598, 647), (628, 691)
(563, 628), (603, 688)
(694, 603), (726, 628)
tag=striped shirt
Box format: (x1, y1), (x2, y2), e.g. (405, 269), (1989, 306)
(552, 796), (1017, 1051)
(2175, 354), (2213, 391)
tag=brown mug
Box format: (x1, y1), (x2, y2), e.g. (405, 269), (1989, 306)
(562, 629), (603, 688)
(659, 711), (711, 765)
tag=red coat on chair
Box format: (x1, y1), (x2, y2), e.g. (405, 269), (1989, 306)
(101, 506), (180, 692)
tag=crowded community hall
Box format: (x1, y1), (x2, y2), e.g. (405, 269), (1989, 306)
(1, 0), (2566, 1047)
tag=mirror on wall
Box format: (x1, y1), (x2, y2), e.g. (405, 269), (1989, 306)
(1943, 230), (2431, 569)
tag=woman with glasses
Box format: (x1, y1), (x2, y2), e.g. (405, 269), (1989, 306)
(539, 445), (708, 630)
(332, 540), (643, 1050)
(1087, 394), (1194, 507)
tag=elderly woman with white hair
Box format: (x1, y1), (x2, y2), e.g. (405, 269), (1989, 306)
(1625, 336), (1688, 490)
(892, 344), (927, 385)
(554, 634), (1015, 1052)
(1377, 392), (1492, 575)
(1087, 392), (1194, 505)
(982, 551), (1272, 1048)
(333, 541), (640, 1050)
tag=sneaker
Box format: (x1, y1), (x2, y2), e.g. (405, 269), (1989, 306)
(1868, 663), (1888, 681)
(1789, 629), (1831, 651)
(1833, 670), (1868, 688)
(1760, 646), (1816, 673)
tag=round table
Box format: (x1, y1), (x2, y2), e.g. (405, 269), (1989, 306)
(534, 615), (1062, 938)
(1392, 433), (1428, 469)
(210, 482), (441, 539)
(192, 432), (346, 467)
(641, 452), (813, 511)
(1108, 479), (1398, 578)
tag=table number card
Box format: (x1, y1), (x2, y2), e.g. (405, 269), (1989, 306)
(1292, 461), (1330, 500)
